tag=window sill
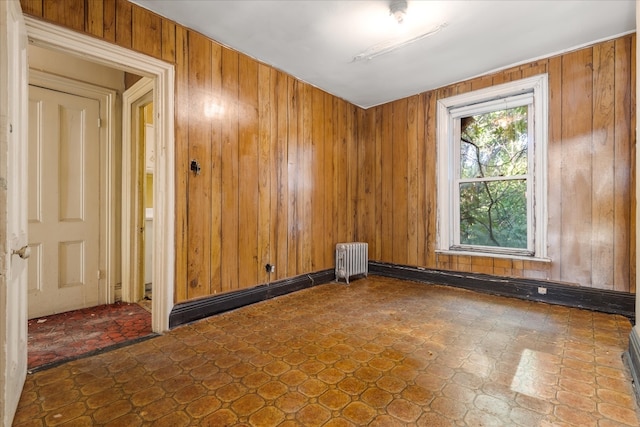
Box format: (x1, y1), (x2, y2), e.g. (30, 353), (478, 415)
(435, 249), (552, 263)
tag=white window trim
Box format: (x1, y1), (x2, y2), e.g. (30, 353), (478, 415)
(436, 74), (548, 260)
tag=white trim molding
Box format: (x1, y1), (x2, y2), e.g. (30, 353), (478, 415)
(122, 77), (154, 305)
(436, 74), (549, 260)
(25, 17), (175, 333)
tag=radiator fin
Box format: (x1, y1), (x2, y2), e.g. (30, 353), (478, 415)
(335, 242), (368, 284)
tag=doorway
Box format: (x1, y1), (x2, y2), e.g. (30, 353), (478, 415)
(25, 16), (176, 333)
(122, 77), (155, 308)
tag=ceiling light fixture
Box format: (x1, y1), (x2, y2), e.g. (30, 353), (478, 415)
(389, 0), (408, 24)
(352, 22), (448, 62)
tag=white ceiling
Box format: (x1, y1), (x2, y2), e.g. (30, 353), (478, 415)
(131, 0), (636, 109)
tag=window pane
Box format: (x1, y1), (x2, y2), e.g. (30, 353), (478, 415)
(460, 106), (528, 179)
(459, 179), (527, 249)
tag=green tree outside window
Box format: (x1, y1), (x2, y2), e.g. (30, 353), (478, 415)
(458, 106), (529, 249)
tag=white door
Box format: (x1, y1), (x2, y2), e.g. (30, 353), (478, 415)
(28, 86), (101, 318)
(0, 0), (28, 424)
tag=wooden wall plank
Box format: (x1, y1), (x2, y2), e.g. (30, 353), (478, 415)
(491, 67), (522, 85)
(337, 98), (349, 244)
(311, 88), (326, 269)
(20, 0), (43, 17)
(257, 63), (272, 285)
(43, 0), (84, 32)
(471, 75), (493, 91)
(132, 6), (161, 58)
(186, 31), (212, 299)
(220, 47), (239, 293)
(86, 0), (104, 38)
(273, 70), (289, 280)
(237, 55), (259, 289)
(592, 41), (616, 289)
(102, 0), (116, 43)
(560, 48), (594, 286)
(547, 56), (563, 281)
(356, 107), (374, 247)
(614, 36), (633, 292)
(324, 93), (337, 262)
(210, 41), (223, 294)
(287, 77), (300, 276)
(161, 20), (176, 63)
(114, 0), (132, 49)
(374, 106), (383, 260)
(424, 91), (437, 268)
(417, 93), (429, 265)
(380, 103), (393, 261)
(347, 104), (358, 243)
(392, 100), (409, 264)
(299, 84), (313, 273)
(407, 96), (419, 266)
(174, 26), (189, 303)
(520, 61), (548, 79)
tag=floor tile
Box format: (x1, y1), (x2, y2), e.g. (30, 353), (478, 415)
(14, 277), (640, 426)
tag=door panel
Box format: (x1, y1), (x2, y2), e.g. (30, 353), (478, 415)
(0, 0), (28, 424)
(28, 85), (101, 319)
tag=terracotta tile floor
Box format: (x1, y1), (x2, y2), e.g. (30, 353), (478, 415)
(14, 276), (640, 426)
(28, 302), (153, 371)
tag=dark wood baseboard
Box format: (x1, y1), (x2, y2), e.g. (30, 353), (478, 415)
(169, 262), (634, 329)
(169, 269), (335, 328)
(625, 327), (640, 404)
(369, 261), (635, 319)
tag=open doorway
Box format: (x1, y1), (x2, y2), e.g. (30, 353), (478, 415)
(25, 46), (156, 370)
(25, 16), (176, 335)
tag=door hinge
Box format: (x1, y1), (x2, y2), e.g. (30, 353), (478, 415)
(97, 118), (102, 128)
(97, 270), (102, 279)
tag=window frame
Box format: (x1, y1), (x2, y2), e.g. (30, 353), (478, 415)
(436, 74), (548, 259)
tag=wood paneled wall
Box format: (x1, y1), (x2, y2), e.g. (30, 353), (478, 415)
(20, 0), (359, 303)
(20, 0), (636, 296)
(356, 35), (636, 292)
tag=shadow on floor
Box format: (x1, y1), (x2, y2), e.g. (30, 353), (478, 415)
(28, 302), (156, 372)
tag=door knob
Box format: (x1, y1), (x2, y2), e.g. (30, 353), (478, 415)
(12, 245), (31, 259)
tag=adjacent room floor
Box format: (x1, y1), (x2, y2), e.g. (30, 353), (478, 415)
(27, 302), (153, 371)
(14, 276), (639, 426)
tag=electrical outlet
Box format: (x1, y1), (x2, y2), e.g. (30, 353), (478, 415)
(537, 287), (547, 295)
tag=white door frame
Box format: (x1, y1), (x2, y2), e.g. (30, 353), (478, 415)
(25, 17), (175, 333)
(29, 70), (117, 315)
(122, 77), (154, 304)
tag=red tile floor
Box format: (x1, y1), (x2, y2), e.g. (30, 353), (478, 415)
(28, 302), (154, 371)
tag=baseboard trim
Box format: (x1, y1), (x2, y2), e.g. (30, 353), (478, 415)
(369, 261), (635, 319)
(169, 269), (335, 328)
(625, 327), (640, 404)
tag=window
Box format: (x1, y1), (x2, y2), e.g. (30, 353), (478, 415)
(437, 75), (548, 258)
